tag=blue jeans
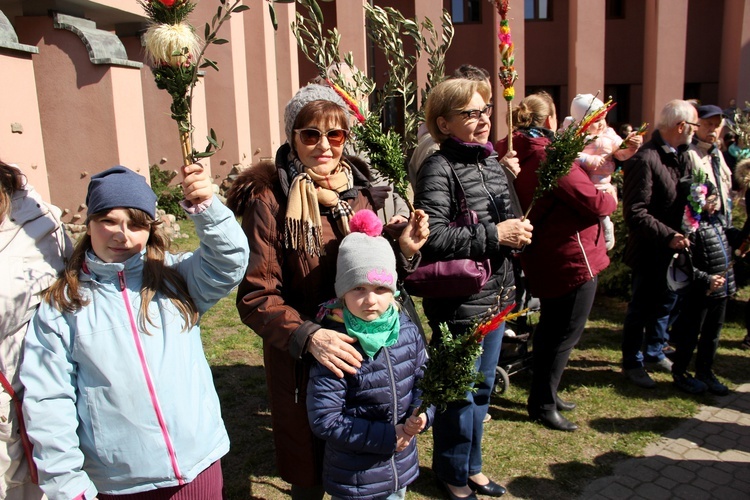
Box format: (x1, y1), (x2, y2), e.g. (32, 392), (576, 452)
(622, 268), (679, 370)
(431, 322), (504, 486)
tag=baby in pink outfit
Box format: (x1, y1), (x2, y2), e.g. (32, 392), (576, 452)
(565, 94), (643, 250)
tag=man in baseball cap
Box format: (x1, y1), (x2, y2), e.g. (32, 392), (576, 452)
(688, 104), (733, 222)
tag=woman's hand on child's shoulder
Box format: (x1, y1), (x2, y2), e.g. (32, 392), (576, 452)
(182, 163), (213, 206)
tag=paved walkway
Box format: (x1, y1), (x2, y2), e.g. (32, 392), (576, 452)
(580, 383), (750, 499)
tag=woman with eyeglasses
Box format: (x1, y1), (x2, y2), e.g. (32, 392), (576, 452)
(226, 84), (429, 500)
(496, 92), (617, 432)
(414, 78), (532, 500)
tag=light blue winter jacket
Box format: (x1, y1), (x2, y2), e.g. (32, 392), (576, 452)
(20, 198), (249, 500)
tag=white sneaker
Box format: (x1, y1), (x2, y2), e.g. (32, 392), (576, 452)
(645, 357), (673, 373)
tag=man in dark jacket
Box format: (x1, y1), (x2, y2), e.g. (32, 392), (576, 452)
(621, 99), (698, 388)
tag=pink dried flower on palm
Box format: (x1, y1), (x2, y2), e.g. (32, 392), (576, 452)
(499, 32), (512, 45)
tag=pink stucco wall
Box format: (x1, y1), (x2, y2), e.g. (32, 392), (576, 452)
(17, 15), (124, 222)
(191, 0), (245, 184)
(0, 52), (50, 200)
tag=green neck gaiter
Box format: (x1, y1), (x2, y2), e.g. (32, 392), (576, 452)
(343, 304), (400, 359)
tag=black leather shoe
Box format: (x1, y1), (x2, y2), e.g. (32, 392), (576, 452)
(437, 479), (478, 500)
(467, 477), (507, 497)
(529, 409), (578, 432)
(556, 398), (577, 412)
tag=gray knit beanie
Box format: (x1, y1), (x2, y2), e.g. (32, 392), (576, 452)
(284, 83), (349, 146)
(86, 166), (158, 219)
(335, 210), (397, 298)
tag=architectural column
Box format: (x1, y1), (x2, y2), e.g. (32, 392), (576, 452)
(719, 0), (750, 107)
(568, 0), (606, 100)
(245, 0), (282, 163)
(192, 1), (250, 183)
(641, 0), (689, 131)
(336, 0), (367, 70)
(414, 0), (443, 111)
(15, 13), (146, 221)
(0, 10), (49, 199)
(110, 65), (149, 175)
(274, 2), (300, 144)
(227, 12), (252, 171)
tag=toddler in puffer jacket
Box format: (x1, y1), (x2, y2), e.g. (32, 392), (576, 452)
(670, 182), (740, 396)
(307, 209), (434, 500)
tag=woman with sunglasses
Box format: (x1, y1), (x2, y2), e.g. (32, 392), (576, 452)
(226, 84), (429, 500)
(414, 78), (533, 500)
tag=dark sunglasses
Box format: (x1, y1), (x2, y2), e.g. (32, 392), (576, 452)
(295, 128), (349, 146)
(457, 104), (494, 120)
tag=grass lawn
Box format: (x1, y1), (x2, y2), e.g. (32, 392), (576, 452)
(176, 218), (750, 499)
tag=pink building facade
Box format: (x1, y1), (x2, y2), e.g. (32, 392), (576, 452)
(0, 0), (748, 218)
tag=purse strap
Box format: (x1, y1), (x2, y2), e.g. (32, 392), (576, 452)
(433, 154), (471, 220)
(0, 371), (38, 484)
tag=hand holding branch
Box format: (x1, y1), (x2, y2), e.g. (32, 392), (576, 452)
(394, 209), (430, 259)
(497, 218), (533, 249)
(181, 163), (213, 206)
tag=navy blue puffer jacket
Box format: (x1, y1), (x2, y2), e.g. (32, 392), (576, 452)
(690, 215), (738, 297)
(306, 312), (434, 499)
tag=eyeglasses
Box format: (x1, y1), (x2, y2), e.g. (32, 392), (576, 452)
(457, 104), (494, 121)
(683, 121), (699, 128)
(295, 128), (349, 147)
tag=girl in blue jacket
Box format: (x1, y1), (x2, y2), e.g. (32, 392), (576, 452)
(307, 209), (434, 500)
(19, 165), (249, 500)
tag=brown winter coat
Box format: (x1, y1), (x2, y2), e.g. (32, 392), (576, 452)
(226, 144), (384, 487)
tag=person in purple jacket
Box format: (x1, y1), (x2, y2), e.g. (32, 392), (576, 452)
(499, 92), (617, 432)
(307, 209), (433, 500)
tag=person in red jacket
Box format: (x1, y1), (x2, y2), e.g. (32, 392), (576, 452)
(497, 92), (617, 432)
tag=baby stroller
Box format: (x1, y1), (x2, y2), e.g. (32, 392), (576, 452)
(494, 268), (540, 394)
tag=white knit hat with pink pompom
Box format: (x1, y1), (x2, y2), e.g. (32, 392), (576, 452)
(335, 209), (397, 297)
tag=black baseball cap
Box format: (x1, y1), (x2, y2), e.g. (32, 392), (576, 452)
(697, 104), (724, 119)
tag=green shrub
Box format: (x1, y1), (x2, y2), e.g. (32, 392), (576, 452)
(149, 164), (185, 219)
(598, 204), (632, 298)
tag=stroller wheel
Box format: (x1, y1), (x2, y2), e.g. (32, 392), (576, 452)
(494, 366), (510, 394)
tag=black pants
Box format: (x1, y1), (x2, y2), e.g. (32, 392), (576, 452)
(528, 277), (598, 412)
(671, 291), (727, 375)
